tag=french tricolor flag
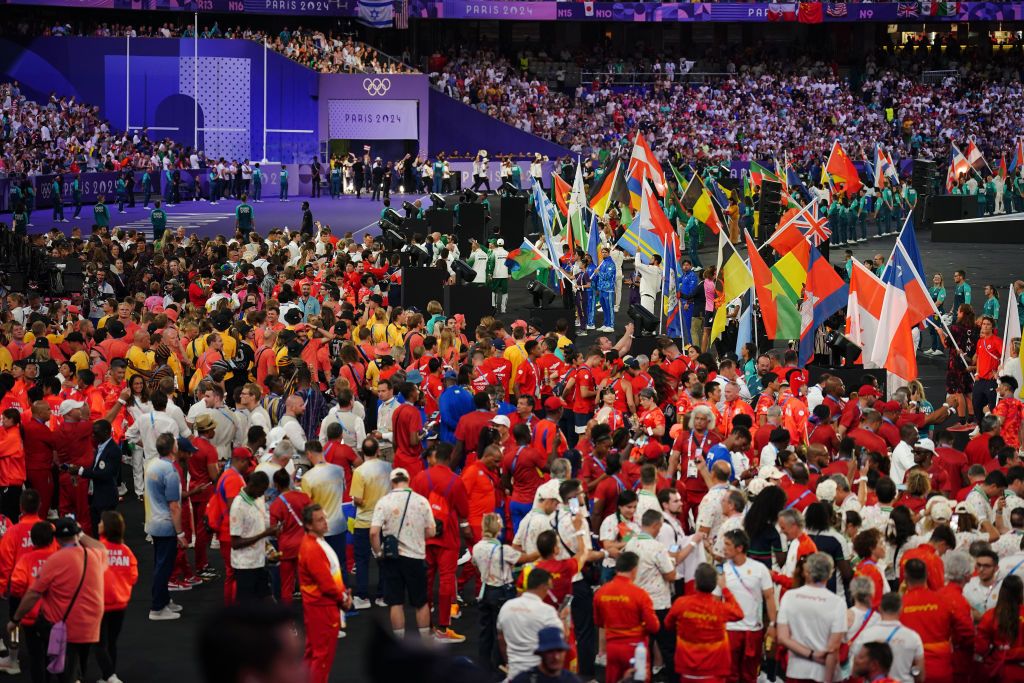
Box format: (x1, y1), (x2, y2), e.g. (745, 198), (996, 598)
(869, 214), (935, 381)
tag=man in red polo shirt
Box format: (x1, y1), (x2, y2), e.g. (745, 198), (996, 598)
(22, 401), (58, 518)
(391, 382), (425, 478)
(838, 384), (879, 439)
(411, 442), (470, 644)
(973, 316), (1003, 423)
(452, 392), (495, 469)
(848, 410), (889, 456)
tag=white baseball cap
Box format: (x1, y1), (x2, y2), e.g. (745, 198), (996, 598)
(57, 399), (86, 417)
(490, 415), (511, 428)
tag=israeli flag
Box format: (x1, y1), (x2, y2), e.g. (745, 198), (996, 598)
(358, 0), (394, 28)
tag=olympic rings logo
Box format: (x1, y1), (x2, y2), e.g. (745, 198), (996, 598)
(363, 78), (392, 96)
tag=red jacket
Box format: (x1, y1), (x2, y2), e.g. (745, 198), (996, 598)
(22, 419), (57, 472)
(593, 574), (660, 643)
(298, 533), (347, 607)
(0, 424), (25, 487)
(0, 514), (44, 594)
(665, 589), (744, 677)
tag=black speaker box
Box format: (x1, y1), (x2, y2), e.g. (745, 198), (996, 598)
(426, 208), (454, 232)
(445, 284), (492, 333)
(499, 195), (527, 248)
(401, 266), (447, 311)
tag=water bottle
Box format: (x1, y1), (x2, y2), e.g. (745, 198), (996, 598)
(633, 642), (647, 681)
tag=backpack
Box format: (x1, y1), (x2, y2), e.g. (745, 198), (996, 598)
(426, 472), (457, 532)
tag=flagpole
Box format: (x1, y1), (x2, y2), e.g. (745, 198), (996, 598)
(658, 238), (666, 335)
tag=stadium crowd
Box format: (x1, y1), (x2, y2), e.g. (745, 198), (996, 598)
(3, 16), (415, 75)
(429, 44), (1024, 165)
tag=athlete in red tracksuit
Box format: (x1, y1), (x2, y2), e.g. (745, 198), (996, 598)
(900, 560), (973, 683)
(270, 481), (311, 603)
(593, 557), (660, 683)
(665, 567), (744, 683)
(298, 506), (351, 683)
(208, 450), (251, 603)
(0, 492), (44, 596)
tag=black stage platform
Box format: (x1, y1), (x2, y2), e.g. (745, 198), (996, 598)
(931, 212), (1024, 243)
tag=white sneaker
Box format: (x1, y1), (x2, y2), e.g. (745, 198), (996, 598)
(0, 655), (20, 674)
(337, 630), (346, 639)
(457, 550), (472, 566)
(47, 509), (58, 520)
(167, 601), (183, 613)
(210, 538), (220, 550)
(375, 598), (388, 608)
(106, 675), (125, 683)
(594, 652), (607, 667)
(149, 607), (181, 621)
(599, 326), (614, 332)
(352, 597), (372, 610)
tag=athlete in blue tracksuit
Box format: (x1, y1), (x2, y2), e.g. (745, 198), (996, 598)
(594, 248), (617, 331)
(679, 261), (700, 346)
(438, 376), (475, 445)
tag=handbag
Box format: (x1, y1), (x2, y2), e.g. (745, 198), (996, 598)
(47, 547), (89, 674)
(382, 491), (412, 560)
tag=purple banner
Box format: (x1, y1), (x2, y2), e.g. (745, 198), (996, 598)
(0, 0), (356, 16)
(411, 1), (1024, 23)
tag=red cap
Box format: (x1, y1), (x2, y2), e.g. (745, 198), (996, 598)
(232, 447), (253, 461)
(511, 319), (528, 330)
(543, 396), (566, 412)
(642, 440), (668, 461)
(858, 385), (880, 398)
(879, 400), (899, 413)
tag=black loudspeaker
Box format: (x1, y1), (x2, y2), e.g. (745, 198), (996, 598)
(759, 179), (783, 237)
(401, 266), (447, 311)
(911, 159), (937, 197)
(426, 208), (454, 232)
(628, 334), (661, 359)
(451, 259), (478, 283)
(924, 195), (976, 226)
(445, 284), (491, 333)
(499, 196), (527, 248)
(403, 218), (429, 237)
(627, 303), (659, 335)
(456, 203), (489, 256)
(805, 365), (888, 400)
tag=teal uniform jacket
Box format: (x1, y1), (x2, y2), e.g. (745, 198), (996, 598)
(253, 169), (263, 185)
(151, 208), (167, 232)
(236, 203), (254, 229)
(94, 203), (110, 227)
(280, 169), (289, 185)
(51, 181), (61, 201)
(72, 179), (81, 201)
(983, 297), (1000, 321)
(880, 188), (894, 212)
(116, 179), (127, 196)
(930, 285), (946, 313)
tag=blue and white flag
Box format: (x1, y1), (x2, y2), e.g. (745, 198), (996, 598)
(358, 0), (394, 28)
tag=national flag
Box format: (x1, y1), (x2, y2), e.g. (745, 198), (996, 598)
(946, 143), (972, 191)
(798, 243), (849, 366)
(567, 161), (588, 251)
(610, 161), (632, 219)
(1000, 154), (1009, 182)
(710, 231), (753, 342)
(616, 212), (662, 266)
(708, 179), (731, 215)
(883, 149), (901, 186)
(869, 215), (936, 380)
(784, 198), (832, 247)
(922, 2), (961, 16)
(846, 260), (886, 366)
(872, 145), (887, 188)
(552, 173), (571, 217)
(534, 183), (561, 264)
(785, 164), (811, 203)
(827, 2), (848, 17)
(765, 220), (811, 267)
(1003, 283), (1021, 370)
(507, 242), (548, 280)
(356, 0), (394, 27)
(1011, 138), (1024, 174)
(798, 2), (824, 23)
(746, 230), (801, 340)
(588, 160), (619, 217)
(965, 139), (991, 174)
(749, 161), (780, 189)
(767, 3), (797, 20)
(896, 2), (918, 17)
(587, 210), (600, 263)
(681, 173), (724, 234)
(393, 0), (409, 28)
(825, 140), (863, 195)
(627, 131), (667, 196)
(663, 234), (684, 338)
(735, 295), (753, 357)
